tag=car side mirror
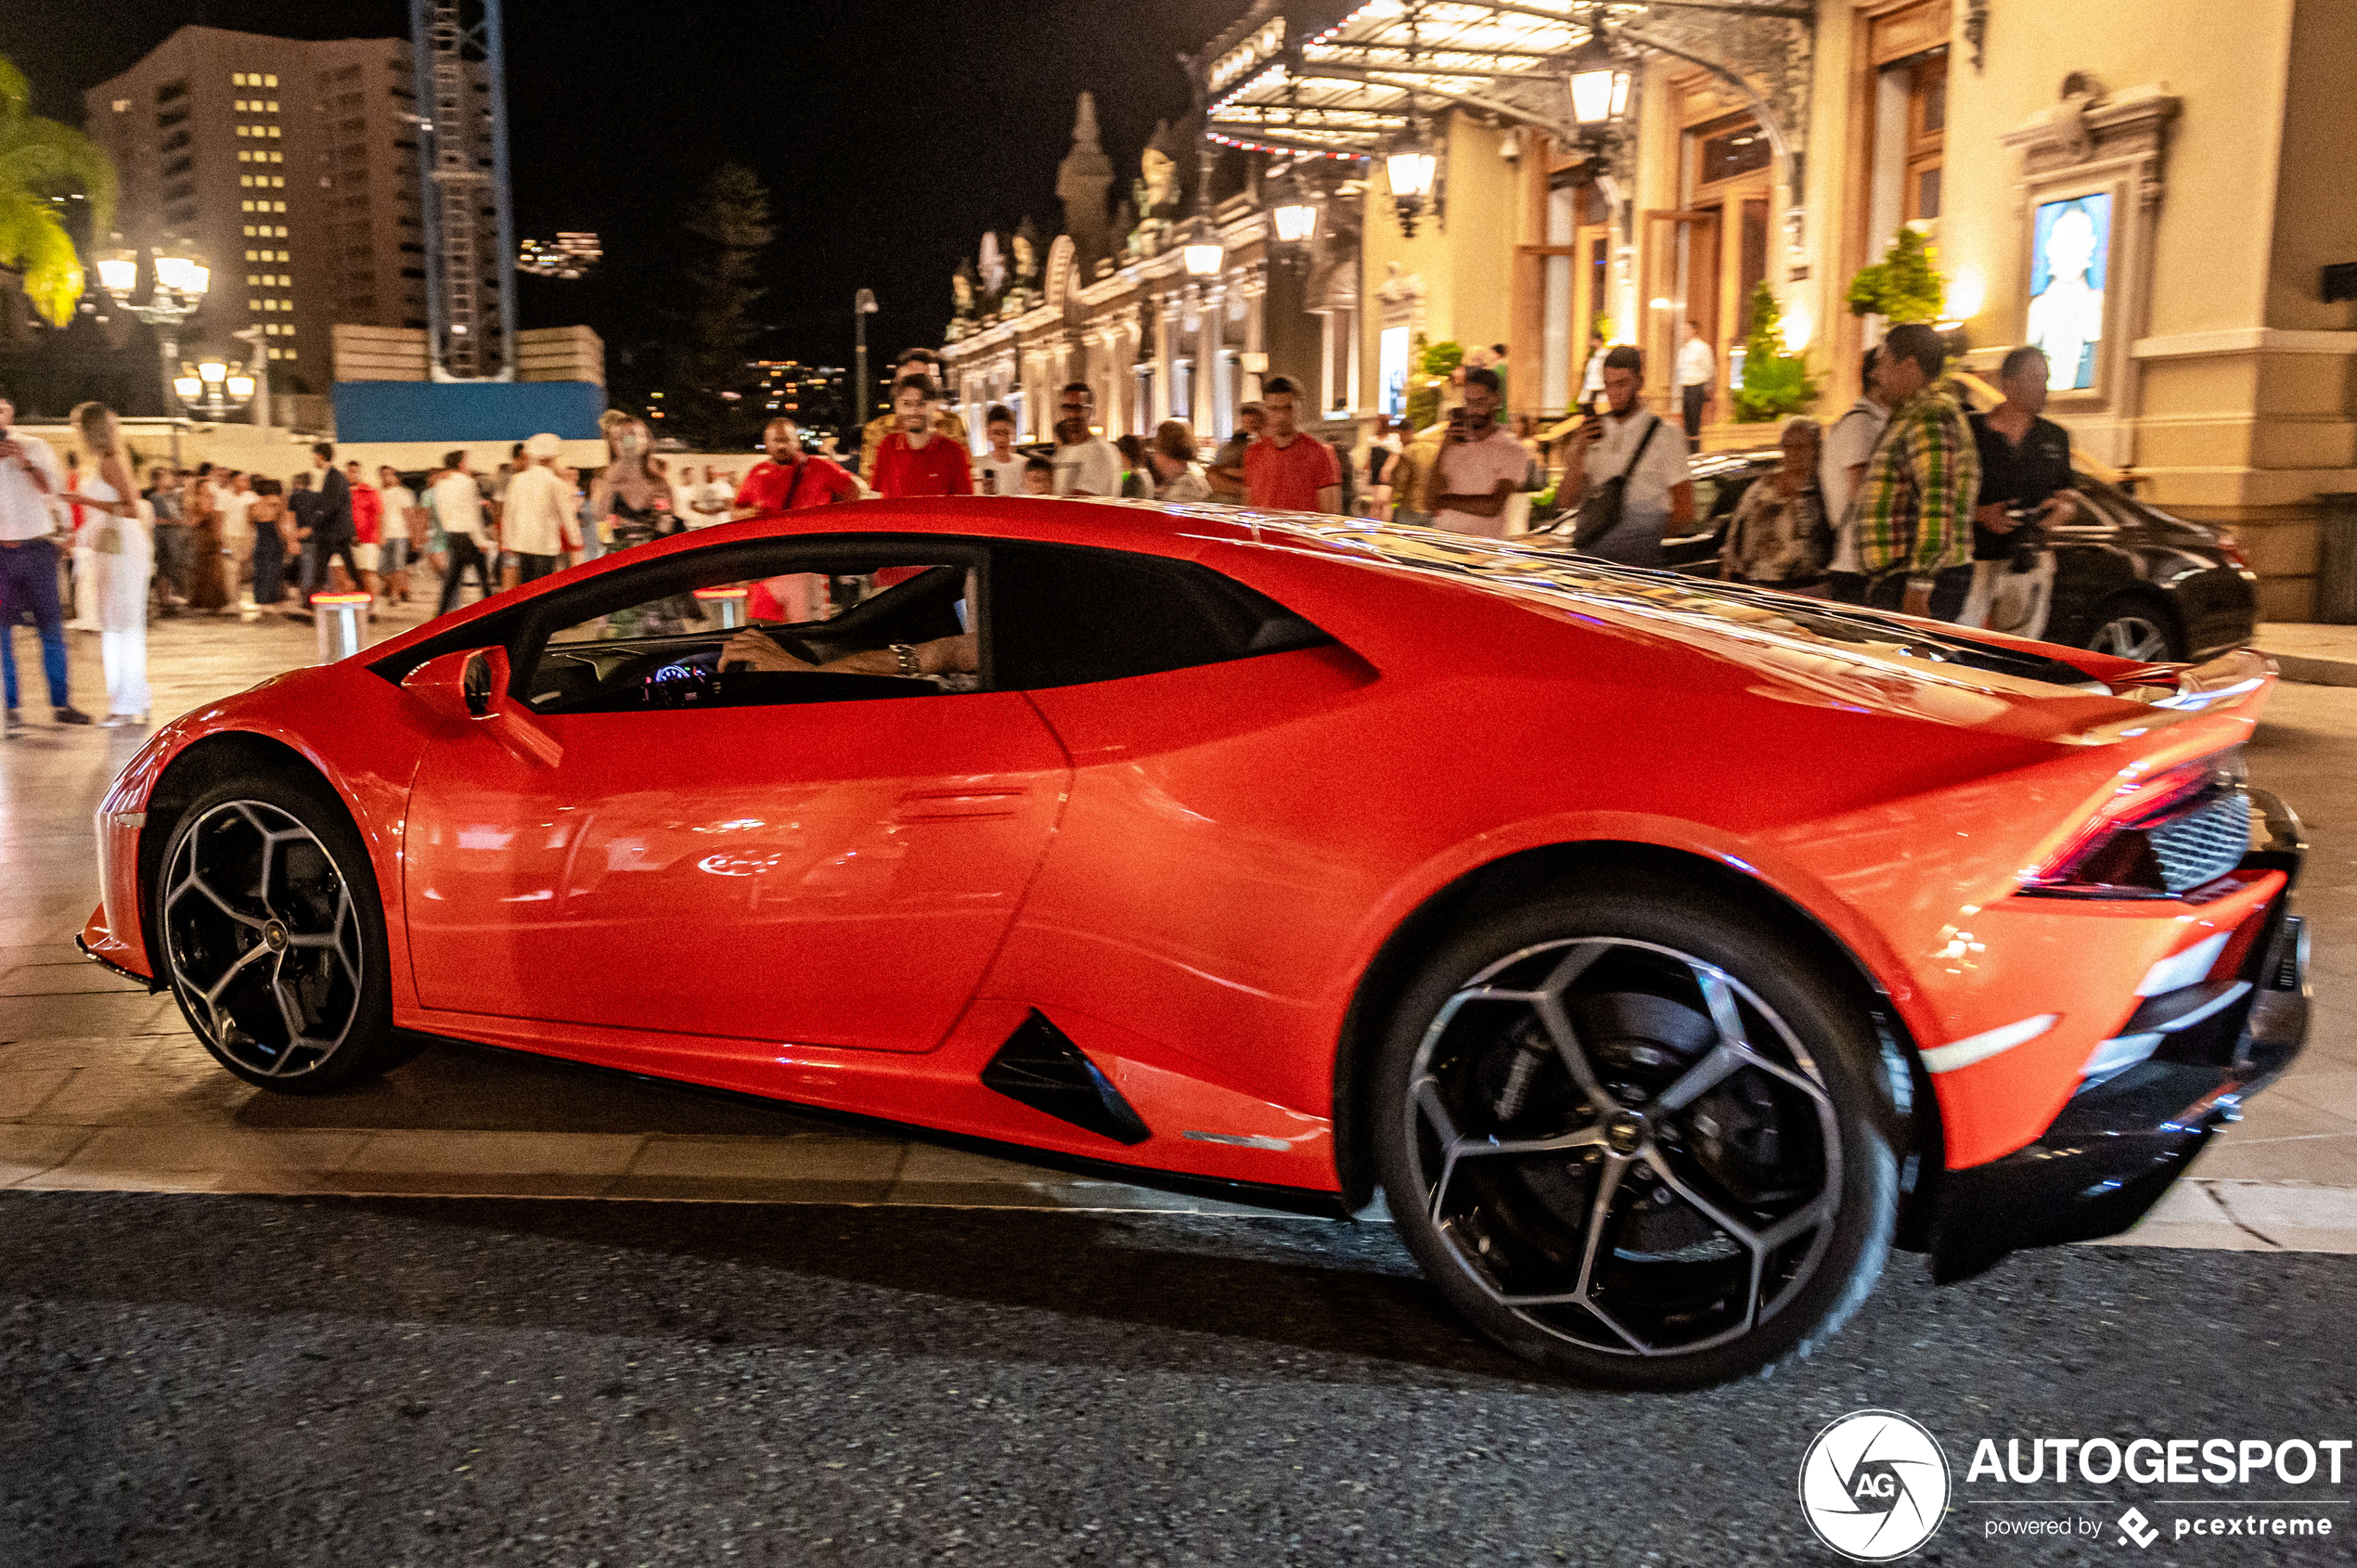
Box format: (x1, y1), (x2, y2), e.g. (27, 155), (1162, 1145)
(402, 647), (508, 724)
(398, 646), (560, 766)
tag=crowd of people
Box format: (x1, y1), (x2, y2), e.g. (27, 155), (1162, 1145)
(0, 329), (2074, 733)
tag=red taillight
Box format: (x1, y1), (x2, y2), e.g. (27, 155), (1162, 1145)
(2025, 752), (2247, 898)
(2214, 529), (2254, 572)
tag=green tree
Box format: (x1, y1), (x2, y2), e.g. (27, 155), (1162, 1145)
(1844, 226), (1945, 324)
(1733, 283), (1819, 422)
(0, 55), (117, 328)
(672, 161), (775, 443)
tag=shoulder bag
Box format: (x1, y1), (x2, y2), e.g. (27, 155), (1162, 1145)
(1570, 413), (1662, 551)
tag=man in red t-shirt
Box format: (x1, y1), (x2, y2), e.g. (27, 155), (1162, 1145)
(1242, 376), (1341, 513)
(733, 416), (862, 622)
(869, 376), (973, 499)
(735, 416), (861, 516)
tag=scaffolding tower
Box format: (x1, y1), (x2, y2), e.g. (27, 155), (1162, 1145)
(409, 0), (517, 381)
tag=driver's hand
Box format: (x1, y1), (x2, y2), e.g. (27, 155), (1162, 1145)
(720, 630), (809, 673)
(918, 633), (979, 676)
(1975, 502), (2016, 532)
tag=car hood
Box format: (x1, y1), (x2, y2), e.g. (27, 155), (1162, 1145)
(1200, 511), (2266, 747)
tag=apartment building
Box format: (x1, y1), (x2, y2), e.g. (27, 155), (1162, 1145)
(85, 25), (498, 390)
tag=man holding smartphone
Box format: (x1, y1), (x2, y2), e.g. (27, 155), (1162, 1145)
(0, 385), (89, 730)
(1428, 368), (1529, 537)
(1562, 345), (1695, 567)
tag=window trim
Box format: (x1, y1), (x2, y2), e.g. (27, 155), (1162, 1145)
(502, 534), (996, 706)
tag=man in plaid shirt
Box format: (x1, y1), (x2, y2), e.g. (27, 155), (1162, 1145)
(1853, 323), (1980, 621)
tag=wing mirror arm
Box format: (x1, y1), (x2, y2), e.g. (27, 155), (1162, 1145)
(400, 648), (563, 768)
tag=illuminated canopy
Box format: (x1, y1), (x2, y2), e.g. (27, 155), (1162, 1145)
(1197, 0), (1805, 160)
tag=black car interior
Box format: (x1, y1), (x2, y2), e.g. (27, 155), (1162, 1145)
(406, 533), (1339, 717)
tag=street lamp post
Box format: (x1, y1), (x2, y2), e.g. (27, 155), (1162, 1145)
(172, 358), (257, 423)
(853, 288), (879, 433)
(97, 244), (210, 417)
(229, 326), (272, 431)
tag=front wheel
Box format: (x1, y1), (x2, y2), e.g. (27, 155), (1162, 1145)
(155, 771), (404, 1094)
(1372, 880), (1900, 1388)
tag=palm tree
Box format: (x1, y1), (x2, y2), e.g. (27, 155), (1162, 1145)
(0, 54), (117, 328)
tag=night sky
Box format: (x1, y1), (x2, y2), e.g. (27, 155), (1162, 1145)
(1, 0), (1237, 377)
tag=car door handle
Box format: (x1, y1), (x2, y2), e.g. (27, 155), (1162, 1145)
(895, 790), (1029, 821)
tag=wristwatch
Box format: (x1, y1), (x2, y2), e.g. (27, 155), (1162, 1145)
(890, 643), (921, 677)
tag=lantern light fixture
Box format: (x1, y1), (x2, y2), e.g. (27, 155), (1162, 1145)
(1565, 9), (1635, 144)
(1180, 213), (1226, 277)
(1385, 116), (1439, 238)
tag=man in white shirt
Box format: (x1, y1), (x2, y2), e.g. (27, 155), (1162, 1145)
(1564, 344), (1694, 568)
(432, 451), (496, 615)
(1675, 320), (1718, 452)
(377, 465), (420, 607)
(685, 466), (733, 528)
(215, 470), (256, 608)
(1049, 382), (1121, 498)
(0, 385), (86, 727)
(976, 405), (1028, 497)
(1428, 368), (1531, 538)
(500, 433), (578, 585)
(1819, 346), (1895, 603)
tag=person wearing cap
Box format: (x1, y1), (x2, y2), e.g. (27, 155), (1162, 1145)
(499, 432), (581, 587)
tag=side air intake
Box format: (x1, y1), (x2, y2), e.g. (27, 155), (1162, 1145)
(980, 1010), (1151, 1146)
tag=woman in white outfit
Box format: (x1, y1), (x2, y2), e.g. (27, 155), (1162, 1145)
(65, 404), (152, 726)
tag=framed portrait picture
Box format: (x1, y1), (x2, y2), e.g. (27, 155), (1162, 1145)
(2026, 194), (2112, 392)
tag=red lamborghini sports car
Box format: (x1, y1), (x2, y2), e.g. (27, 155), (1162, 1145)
(78, 498), (2310, 1387)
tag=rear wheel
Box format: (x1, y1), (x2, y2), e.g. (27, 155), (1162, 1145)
(2084, 595), (2183, 662)
(1372, 880), (1899, 1388)
(155, 771), (404, 1094)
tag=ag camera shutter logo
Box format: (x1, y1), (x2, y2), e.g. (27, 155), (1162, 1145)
(1799, 1409), (1951, 1561)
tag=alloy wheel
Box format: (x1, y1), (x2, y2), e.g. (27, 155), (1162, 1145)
(161, 799), (365, 1079)
(2091, 612), (2172, 662)
(1403, 936), (1842, 1358)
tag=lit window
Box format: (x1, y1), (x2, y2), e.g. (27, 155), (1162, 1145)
(268, 348), (281, 360)
(233, 99), (246, 111)
(232, 71), (247, 85)
(265, 100), (278, 112)
(247, 273), (260, 285)
(236, 124), (249, 137)
(263, 74), (277, 87)
(267, 125), (280, 138)
(112, 98), (129, 112)
(241, 199), (254, 212)
(283, 350), (296, 360)
(269, 152), (282, 164)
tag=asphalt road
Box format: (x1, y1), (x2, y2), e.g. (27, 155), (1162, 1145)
(3, 1193), (2352, 1567)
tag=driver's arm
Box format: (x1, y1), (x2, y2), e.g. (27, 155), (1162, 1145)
(721, 629), (976, 677)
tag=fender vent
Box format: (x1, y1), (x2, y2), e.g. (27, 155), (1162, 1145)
(980, 1010), (1151, 1146)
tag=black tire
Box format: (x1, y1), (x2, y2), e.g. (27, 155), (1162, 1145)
(2082, 593), (2183, 663)
(153, 768), (404, 1094)
(1372, 876), (1899, 1389)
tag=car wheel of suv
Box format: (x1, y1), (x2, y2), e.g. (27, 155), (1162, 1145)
(155, 771), (403, 1094)
(1372, 879), (1900, 1389)
(2085, 596), (2183, 662)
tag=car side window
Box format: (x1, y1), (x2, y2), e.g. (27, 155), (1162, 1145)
(520, 542), (979, 715)
(988, 541), (1330, 691)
